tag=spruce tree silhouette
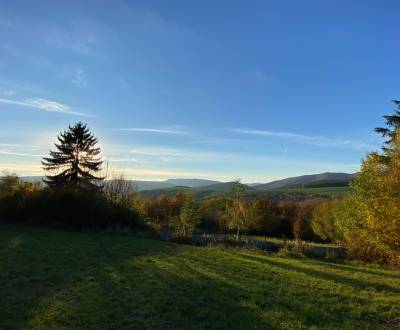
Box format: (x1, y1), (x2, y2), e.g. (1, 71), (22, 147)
(374, 100), (400, 163)
(42, 122), (104, 188)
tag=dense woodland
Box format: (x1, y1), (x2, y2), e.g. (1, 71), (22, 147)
(1, 102), (400, 265)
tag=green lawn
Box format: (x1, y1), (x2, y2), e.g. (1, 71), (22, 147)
(1, 225), (399, 329)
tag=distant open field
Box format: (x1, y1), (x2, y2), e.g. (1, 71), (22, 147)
(242, 186), (351, 201)
(267, 186), (351, 195)
(1, 224), (399, 329)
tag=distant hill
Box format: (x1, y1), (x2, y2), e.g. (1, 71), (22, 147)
(132, 181), (175, 191)
(199, 181), (253, 191)
(21, 176), (44, 183)
(16, 177), (221, 191)
(164, 178), (220, 188)
(255, 172), (357, 190)
(133, 179), (221, 191)
(16, 173), (356, 199)
(138, 186), (191, 199)
(139, 181), (256, 199)
(17, 177), (219, 191)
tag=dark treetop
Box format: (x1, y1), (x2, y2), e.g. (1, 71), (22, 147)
(42, 122), (104, 188)
(374, 100), (400, 162)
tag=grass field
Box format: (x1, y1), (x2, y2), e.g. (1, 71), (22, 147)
(1, 224), (399, 329)
(264, 186), (351, 196)
(276, 186), (350, 193)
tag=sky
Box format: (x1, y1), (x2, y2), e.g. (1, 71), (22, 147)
(0, 0), (399, 182)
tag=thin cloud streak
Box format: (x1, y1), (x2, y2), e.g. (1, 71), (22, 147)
(231, 128), (375, 150)
(0, 149), (42, 157)
(0, 90), (15, 96)
(127, 146), (232, 160)
(0, 162), (43, 175)
(110, 166), (230, 181)
(0, 97), (93, 117)
(104, 143), (358, 169)
(115, 128), (189, 135)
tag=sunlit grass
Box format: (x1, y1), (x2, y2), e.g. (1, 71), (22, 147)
(1, 224), (399, 329)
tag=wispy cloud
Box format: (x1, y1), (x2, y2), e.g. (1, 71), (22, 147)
(0, 149), (42, 157)
(231, 128), (374, 150)
(0, 162), (43, 175)
(127, 146), (226, 159)
(0, 90), (15, 97)
(115, 128), (189, 135)
(63, 65), (88, 88)
(0, 143), (40, 149)
(109, 166), (228, 181)
(0, 97), (92, 117)
(102, 144), (233, 164)
(104, 143), (359, 169)
(106, 157), (141, 163)
(0, 80), (47, 95)
(45, 27), (100, 56)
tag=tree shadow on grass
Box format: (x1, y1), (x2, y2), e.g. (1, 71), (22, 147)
(237, 253), (400, 295)
(43, 255), (278, 329)
(0, 227), (275, 329)
(0, 228), (178, 329)
(1, 226), (398, 330)
(301, 258), (400, 280)
(154, 249), (398, 330)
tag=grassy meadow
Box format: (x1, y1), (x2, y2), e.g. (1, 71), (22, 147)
(267, 186), (351, 195)
(1, 224), (400, 329)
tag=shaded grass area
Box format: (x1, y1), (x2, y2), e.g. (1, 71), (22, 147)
(1, 224), (399, 329)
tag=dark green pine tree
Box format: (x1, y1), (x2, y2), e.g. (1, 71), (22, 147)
(374, 100), (400, 163)
(42, 122), (104, 188)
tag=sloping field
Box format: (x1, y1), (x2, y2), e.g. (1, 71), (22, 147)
(0, 224), (399, 329)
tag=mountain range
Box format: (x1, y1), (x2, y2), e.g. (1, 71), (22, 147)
(18, 172), (356, 193)
(253, 172), (357, 190)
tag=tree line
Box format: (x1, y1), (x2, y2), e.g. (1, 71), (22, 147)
(0, 169), (323, 241)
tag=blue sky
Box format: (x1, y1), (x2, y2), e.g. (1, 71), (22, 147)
(0, 0), (399, 182)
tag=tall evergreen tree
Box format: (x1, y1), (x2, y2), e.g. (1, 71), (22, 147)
(374, 100), (400, 162)
(42, 122), (104, 188)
